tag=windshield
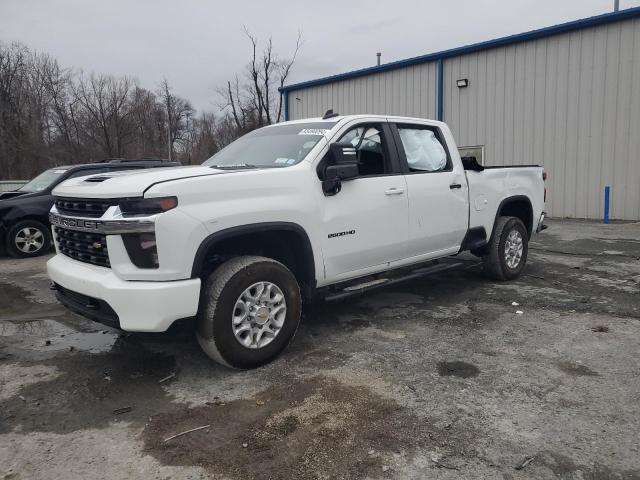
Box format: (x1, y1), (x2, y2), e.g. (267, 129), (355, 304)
(203, 122), (337, 169)
(19, 168), (69, 192)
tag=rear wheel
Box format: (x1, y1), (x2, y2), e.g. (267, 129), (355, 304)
(6, 220), (52, 258)
(196, 256), (301, 369)
(482, 216), (528, 281)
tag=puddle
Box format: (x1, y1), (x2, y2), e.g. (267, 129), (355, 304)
(1, 318), (118, 353)
(0, 282), (44, 313)
(437, 361), (480, 378)
(0, 338), (176, 434)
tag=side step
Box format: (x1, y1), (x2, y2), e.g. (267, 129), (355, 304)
(323, 260), (466, 302)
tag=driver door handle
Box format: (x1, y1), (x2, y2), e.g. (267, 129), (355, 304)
(384, 187), (405, 195)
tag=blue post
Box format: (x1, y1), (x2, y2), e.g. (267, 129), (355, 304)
(283, 91), (289, 121)
(603, 185), (610, 224)
(436, 58), (444, 121)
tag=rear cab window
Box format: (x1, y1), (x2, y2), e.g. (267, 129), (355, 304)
(394, 124), (452, 173)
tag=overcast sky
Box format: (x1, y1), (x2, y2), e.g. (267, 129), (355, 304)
(2, 0), (639, 112)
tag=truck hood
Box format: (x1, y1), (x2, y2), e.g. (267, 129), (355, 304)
(52, 166), (224, 199)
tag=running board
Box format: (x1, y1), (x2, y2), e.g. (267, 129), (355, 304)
(323, 260), (465, 302)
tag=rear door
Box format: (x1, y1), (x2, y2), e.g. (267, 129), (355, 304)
(390, 122), (468, 259)
(318, 121), (409, 281)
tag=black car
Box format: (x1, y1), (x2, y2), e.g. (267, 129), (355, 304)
(0, 159), (180, 258)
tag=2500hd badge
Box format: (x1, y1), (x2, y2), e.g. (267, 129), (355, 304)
(328, 229), (356, 239)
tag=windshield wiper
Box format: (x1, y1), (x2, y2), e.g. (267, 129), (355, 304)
(209, 163), (259, 170)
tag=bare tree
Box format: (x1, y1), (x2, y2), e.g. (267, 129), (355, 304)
(0, 39), (291, 180)
(71, 73), (136, 158)
(158, 78), (195, 160)
(217, 29), (302, 137)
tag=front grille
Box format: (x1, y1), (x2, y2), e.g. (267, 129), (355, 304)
(54, 198), (114, 218)
(54, 226), (110, 268)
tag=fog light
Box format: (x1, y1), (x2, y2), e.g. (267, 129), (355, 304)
(122, 233), (158, 268)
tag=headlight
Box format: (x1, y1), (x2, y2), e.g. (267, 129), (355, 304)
(119, 196), (177, 217)
(122, 233), (158, 268)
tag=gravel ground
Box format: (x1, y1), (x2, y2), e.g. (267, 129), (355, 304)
(0, 219), (639, 480)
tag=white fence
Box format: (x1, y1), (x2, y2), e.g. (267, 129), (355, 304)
(0, 181), (27, 192)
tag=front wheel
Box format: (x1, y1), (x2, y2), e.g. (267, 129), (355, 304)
(6, 220), (52, 258)
(196, 256), (301, 369)
(482, 216), (529, 281)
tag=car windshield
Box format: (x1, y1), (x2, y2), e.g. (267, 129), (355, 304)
(19, 168), (69, 192)
(203, 122), (337, 169)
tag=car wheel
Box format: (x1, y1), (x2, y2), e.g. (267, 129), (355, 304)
(482, 216), (529, 281)
(196, 255), (301, 369)
(6, 220), (52, 258)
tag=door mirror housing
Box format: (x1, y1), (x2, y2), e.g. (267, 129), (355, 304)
(322, 143), (360, 196)
(330, 142), (357, 165)
(325, 163), (359, 181)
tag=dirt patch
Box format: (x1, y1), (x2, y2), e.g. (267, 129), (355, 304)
(540, 451), (640, 479)
(437, 361), (480, 378)
(142, 376), (449, 480)
(557, 361), (599, 377)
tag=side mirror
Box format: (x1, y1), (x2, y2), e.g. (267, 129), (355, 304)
(461, 156), (484, 172)
(322, 143), (359, 196)
(325, 163), (359, 181)
(330, 142), (357, 164)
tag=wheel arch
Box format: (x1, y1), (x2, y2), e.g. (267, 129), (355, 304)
(492, 195), (533, 239)
(191, 222), (317, 296)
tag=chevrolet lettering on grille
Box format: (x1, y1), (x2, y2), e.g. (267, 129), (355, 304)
(49, 213), (102, 231)
(48, 212), (156, 234)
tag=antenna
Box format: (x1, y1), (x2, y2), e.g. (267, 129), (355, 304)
(322, 109), (339, 120)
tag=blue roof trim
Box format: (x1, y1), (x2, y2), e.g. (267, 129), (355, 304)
(280, 6), (640, 93)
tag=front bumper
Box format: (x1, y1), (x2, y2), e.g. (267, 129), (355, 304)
(47, 254), (201, 332)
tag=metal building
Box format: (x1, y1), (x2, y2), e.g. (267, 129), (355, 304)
(281, 8), (640, 221)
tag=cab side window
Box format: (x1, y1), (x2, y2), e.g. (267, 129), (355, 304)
(337, 124), (391, 177)
(397, 126), (449, 173)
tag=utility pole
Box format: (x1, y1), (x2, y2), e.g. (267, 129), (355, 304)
(614, 0), (620, 11)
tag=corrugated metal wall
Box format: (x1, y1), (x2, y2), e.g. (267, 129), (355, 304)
(287, 16), (640, 220)
(445, 17), (640, 220)
(288, 62), (438, 120)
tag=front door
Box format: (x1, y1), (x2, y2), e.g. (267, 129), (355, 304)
(318, 122), (409, 281)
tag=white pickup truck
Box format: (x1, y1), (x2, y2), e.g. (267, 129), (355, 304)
(47, 113), (546, 368)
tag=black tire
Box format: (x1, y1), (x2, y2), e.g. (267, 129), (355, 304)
(482, 216), (528, 281)
(196, 255), (301, 369)
(5, 220), (52, 258)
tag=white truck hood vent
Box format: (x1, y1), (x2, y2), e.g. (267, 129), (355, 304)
(84, 175), (112, 183)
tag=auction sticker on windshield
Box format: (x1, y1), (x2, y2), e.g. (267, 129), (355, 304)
(298, 128), (329, 135)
